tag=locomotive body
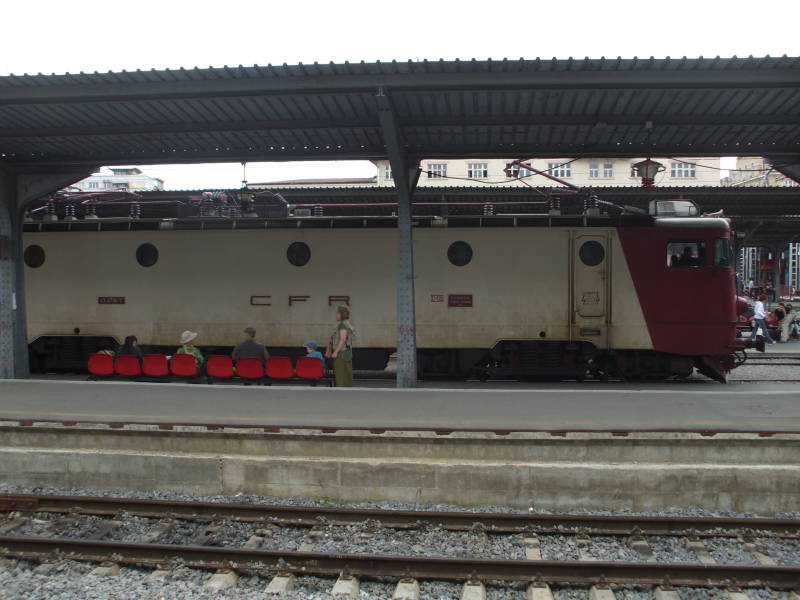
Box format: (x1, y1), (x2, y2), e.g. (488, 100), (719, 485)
(22, 215), (743, 381)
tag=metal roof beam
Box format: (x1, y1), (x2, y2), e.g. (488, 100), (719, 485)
(6, 148), (800, 169)
(1, 68), (798, 105)
(3, 114), (798, 139)
(767, 155), (800, 184)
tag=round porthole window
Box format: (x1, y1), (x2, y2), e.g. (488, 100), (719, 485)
(287, 241), (311, 267)
(136, 243), (159, 267)
(24, 244), (45, 268)
(447, 241), (473, 267)
(579, 240), (605, 266)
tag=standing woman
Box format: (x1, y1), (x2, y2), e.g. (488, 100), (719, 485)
(753, 294), (775, 345)
(779, 304), (794, 343)
(326, 305), (355, 387)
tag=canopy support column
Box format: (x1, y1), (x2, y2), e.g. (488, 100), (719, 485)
(0, 169), (17, 379)
(0, 168), (95, 379)
(377, 89), (421, 388)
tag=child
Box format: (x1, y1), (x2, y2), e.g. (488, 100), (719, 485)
(303, 341), (324, 363)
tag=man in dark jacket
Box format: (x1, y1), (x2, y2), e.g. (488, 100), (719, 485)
(232, 327), (269, 364)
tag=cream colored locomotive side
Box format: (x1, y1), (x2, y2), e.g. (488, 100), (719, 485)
(23, 228), (652, 351)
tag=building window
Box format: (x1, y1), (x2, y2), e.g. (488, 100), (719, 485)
(112, 182), (128, 190)
(427, 163), (448, 178)
(603, 163), (614, 178)
(548, 162), (571, 178)
(383, 164), (392, 181)
(630, 164), (639, 178)
(467, 163), (488, 179)
(87, 181), (99, 189)
(508, 162), (533, 178)
(588, 163), (599, 178)
(670, 162), (696, 178)
(103, 181), (113, 189)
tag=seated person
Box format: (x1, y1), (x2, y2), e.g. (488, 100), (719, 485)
(116, 335), (143, 361)
(176, 330), (204, 368)
(676, 246), (699, 267)
(232, 327), (269, 364)
(97, 343), (116, 357)
(303, 341), (324, 363)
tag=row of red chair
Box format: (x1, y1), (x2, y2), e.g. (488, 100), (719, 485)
(87, 353), (327, 384)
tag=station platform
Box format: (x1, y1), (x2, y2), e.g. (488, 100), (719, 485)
(1, 379), (798, 433)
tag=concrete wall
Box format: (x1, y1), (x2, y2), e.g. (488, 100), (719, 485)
(1, 425), (798, 514)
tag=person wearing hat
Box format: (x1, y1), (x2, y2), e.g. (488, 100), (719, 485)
(302, 341), (324, 364)
(232, 327), (269, 364)
(176, 330), (204, 368)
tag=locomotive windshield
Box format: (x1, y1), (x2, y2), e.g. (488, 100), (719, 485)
(666, 240), (706, 268)
(714, 238), (733, 268)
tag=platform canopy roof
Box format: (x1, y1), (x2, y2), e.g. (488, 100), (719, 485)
(1, 55), (800, 171)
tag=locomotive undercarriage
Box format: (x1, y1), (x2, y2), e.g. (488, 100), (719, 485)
(471, 340), (698, 382)
(30, 335), (726, 382)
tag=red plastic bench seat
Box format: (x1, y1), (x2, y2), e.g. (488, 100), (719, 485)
(295, 356), (324, 381)
(207, 355), (234, 379)
(142, 354), (169, 377)
(266, 356), (293, 380)
(170, 353), (199, 377)
(87, 353), (114, 377)
(114, 354), (142, 377)
(235, 357), (265, 380)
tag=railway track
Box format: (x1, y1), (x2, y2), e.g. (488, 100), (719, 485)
(1, 494), (799, 595)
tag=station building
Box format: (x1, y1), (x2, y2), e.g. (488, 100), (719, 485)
(68, 167), (164, 192)
(373, 157), (722, 188)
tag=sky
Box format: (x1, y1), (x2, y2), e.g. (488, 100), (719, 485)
(3, 0), (798, 189)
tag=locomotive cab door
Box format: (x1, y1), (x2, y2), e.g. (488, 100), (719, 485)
(572, 234), (608, 347)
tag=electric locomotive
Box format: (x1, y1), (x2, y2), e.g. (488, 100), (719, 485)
(22, 194), (753, 382)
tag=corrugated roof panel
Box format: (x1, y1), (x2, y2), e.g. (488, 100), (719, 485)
(1, 56), (799, 165)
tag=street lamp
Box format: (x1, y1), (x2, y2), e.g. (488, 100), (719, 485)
(632, 158), (665, 188)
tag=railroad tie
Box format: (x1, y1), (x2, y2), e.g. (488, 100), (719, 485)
(589, 584), (617, 600)
(0, 518), (27, 535)
(725, 590), (750, 600)
(243, 534), (265, 549)
(299, 525), (324, 552)
(460, 581), (486, 600)
(84, 520), (122, 541)
(88, 562), (120, 578)
(575, 534), (597, 561)
(392, 578), (420, 600)
(265, 573), (297, 595)
(743, 541), (778, 566)
(627, 534), (655, 561)
(654, 587), (680, 600)
(138, 520), (174, 543)
(148, 566), (171, 581)
(523, 534), (542, 560)
(526, 582), (554, 600)
(205, 568), (239, 590)
(331, 574), (360, 597)
(684, 536), (716, 565)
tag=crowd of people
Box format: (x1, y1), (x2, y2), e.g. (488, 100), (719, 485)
(100, 306), (356, 387)
(752, 294), (799, 344)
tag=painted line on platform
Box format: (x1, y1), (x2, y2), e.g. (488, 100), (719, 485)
(3, 380), (800, 395)
(0, 409), (797, 429)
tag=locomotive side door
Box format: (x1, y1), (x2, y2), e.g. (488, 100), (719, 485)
(572, 233), (608, 347)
